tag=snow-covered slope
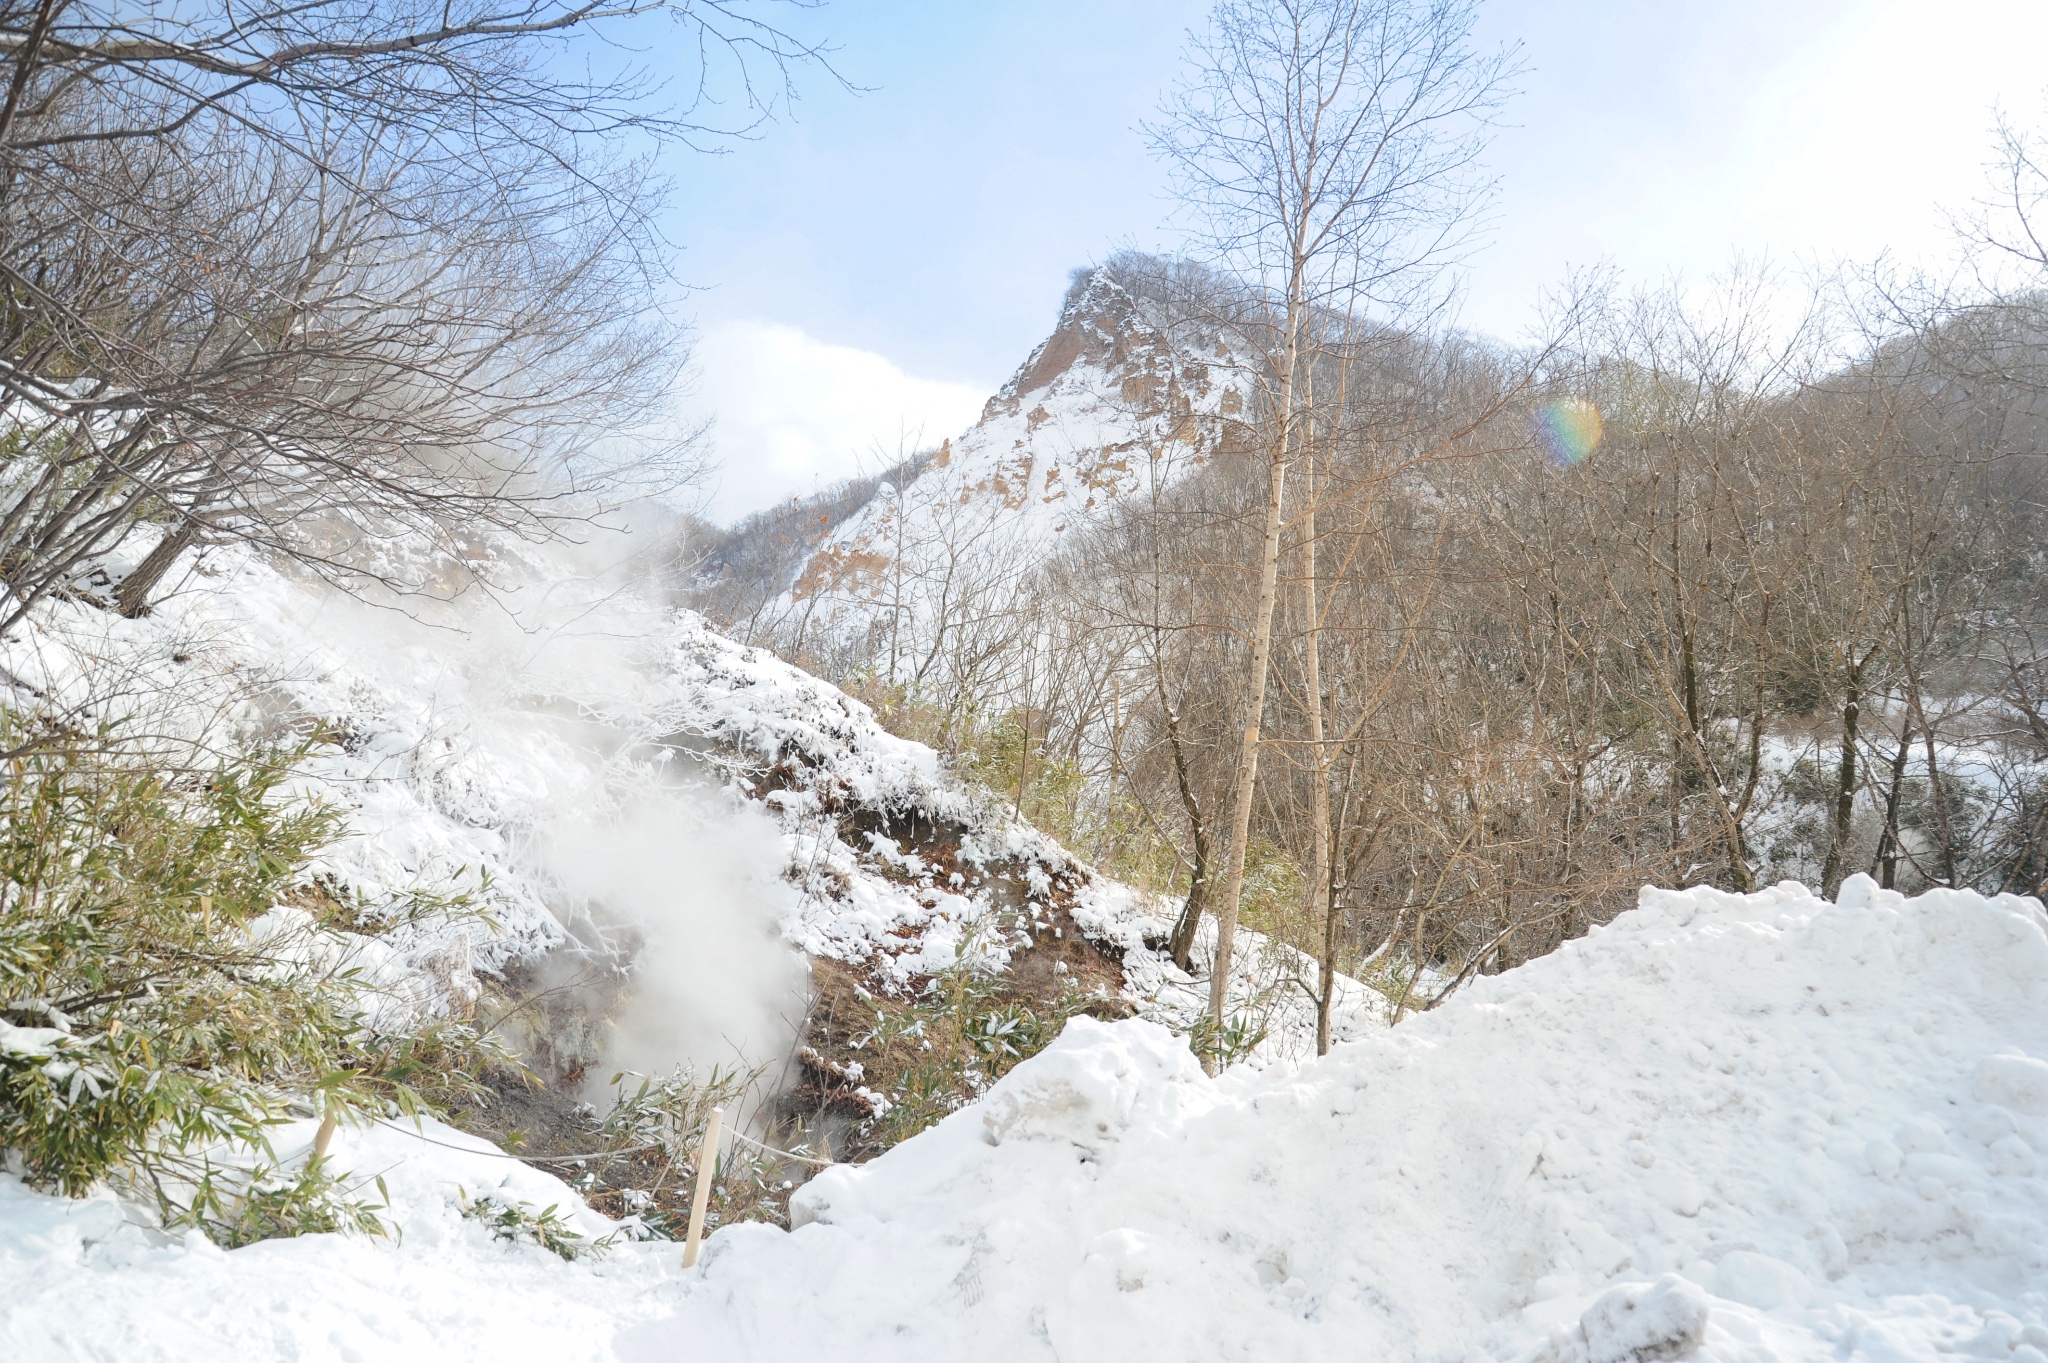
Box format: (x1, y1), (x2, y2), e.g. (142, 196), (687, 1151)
(7, 876), (2045, 1361)
(0, 527), (1354, 1083)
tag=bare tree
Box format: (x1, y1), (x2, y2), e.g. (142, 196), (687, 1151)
(0, 0), (836, 627)
(1148, 0), (1515, 1039)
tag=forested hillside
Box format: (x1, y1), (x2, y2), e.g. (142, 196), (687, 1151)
(697, 248), (2048, 1058)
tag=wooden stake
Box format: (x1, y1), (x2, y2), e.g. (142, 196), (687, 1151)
(681, 1106), (724, 1269)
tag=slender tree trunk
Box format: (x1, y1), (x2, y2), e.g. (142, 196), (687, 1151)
(1165, 733), (1212, 971)
(1151, 512), (1211, 972)
(1298, 443), (1336, 1055)
(1918, 714), (1958, 887)
(1206, 317), (1297, 1043)
(1899, 598), (1959, 886)
(1205, 449), (1288, 1035)
(1163, 646), (1204, 965)
(1723, 659), (1765, 893)
(117, 521), (200, 617)
(1821, 657), (1860, 895)
(1668, 730), (1683, 878)
(1168, 849), (1210, 970)
(1874, 719), (1912, 889)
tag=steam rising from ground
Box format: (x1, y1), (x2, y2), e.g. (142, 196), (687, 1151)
(454, 522), (811, 1088)
(469, 519), (810, 1086)
(543, 793), (808, 1091)
(1, 505), (818, 1095)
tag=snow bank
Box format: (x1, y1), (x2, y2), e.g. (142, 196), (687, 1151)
(0, 1116), (668, 1362)
(7, 875), (2043, 1361)
(649, 876), (2048, 1362)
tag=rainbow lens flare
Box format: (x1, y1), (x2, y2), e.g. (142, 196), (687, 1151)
(1534, 398), (1603, 467)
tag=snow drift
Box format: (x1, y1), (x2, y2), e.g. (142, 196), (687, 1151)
(5, 875), (2044, 1362)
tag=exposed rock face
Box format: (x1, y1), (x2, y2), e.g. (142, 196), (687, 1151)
(976, 264), (1222, 444)
(710, 260), (1248, 679)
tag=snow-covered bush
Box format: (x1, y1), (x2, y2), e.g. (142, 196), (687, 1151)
(461, 1193), (611, 1261)
(0, 719), (499, 1238)
(838, 939), (1125, 1152)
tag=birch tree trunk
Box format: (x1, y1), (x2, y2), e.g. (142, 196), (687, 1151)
(1208, 266), (1307, 1038)
(1150, 0), (1516, 1049)
(1298, 433), (1338, 1055)
(1206, 403), (1293, 1036)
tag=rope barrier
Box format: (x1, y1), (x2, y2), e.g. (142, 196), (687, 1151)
(371, 1118), (838, 1169)
(373, 1119), (662, 1164)
(727, 1127), (837, 1168)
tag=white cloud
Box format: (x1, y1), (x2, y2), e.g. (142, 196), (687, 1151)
(687, 320), (991, 524)
(1724, 0), (2048, 269)
(1465, 0), (2048, 339)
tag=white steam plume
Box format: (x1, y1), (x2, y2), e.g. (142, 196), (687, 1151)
(543, 792), (808, 1089)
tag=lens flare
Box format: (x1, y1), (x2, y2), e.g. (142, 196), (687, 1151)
(1534, 398), (1604, 467)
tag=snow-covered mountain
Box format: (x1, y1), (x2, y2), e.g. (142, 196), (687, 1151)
(701, 259), (1250, 675)
(2, 295), (2045, 1363)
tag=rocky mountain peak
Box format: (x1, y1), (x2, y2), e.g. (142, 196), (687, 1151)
(700, 256), (1247, 648)
(979, 264), (1222, 432)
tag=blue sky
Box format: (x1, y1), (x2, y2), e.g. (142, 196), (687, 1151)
(662, 0), (2048, 522)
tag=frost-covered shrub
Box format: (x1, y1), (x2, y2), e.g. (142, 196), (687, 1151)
(0, 718), (498, 1238)
(203, 1160), (392, 1248)
(1175, 1009), (1268, 1070)
(462, 1192), (610, 1260)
